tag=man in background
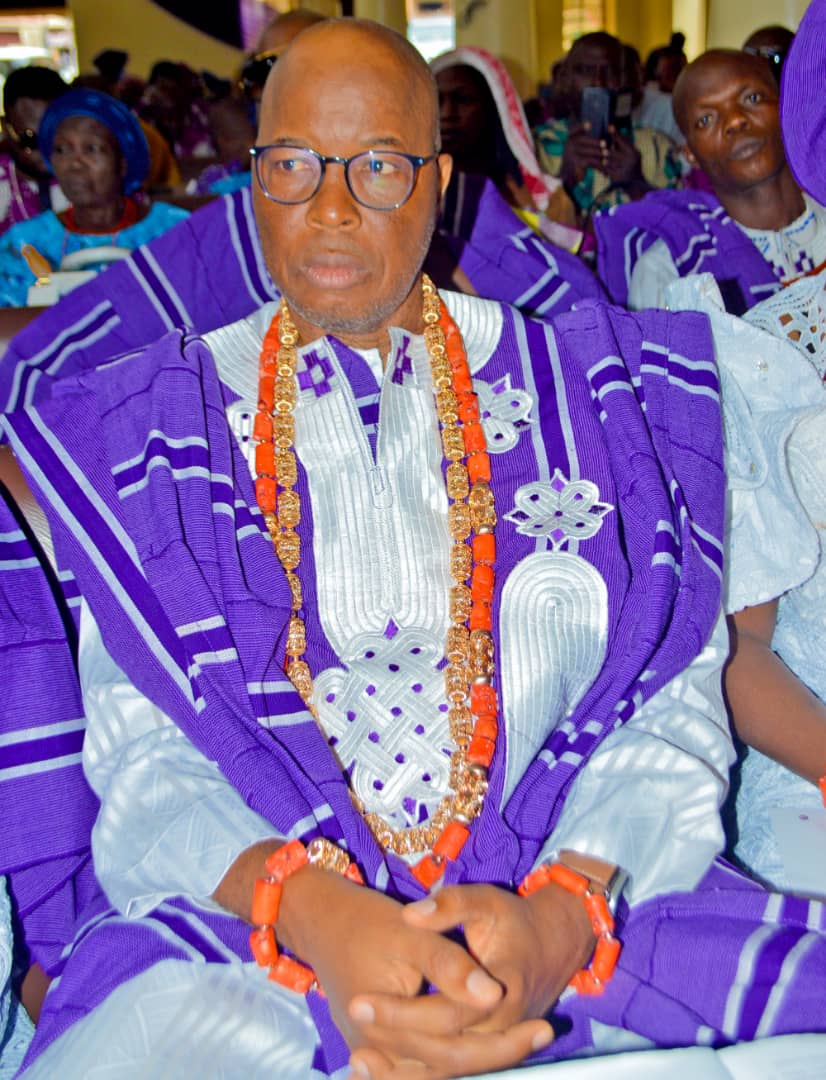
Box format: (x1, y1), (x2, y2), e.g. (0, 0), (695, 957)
(595, 48), (826, 312)
(534, 32), (682, 225)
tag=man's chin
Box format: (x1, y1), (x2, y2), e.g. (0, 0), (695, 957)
(283, 280), (421, 343)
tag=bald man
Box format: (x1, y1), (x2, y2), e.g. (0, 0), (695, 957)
(4, 19), (825, 1079)
(238, 7), (326, 105)
(595, 48), (826, 312)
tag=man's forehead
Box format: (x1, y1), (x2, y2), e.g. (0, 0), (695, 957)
(263, 33), (429, 129)
(684, 56), (775, 105)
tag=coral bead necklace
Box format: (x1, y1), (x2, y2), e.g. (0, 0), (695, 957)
(253, 274), (497, 889)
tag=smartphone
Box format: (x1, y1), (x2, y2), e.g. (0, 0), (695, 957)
(579, 86), (612, 141)
(612, 89), (633, 140)
(579, 87), (634, 142)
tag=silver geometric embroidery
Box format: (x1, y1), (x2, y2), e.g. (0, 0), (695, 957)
(504, 468), (613, 547)
(313, 624), (452, 834)
(476, 374), (533, 454)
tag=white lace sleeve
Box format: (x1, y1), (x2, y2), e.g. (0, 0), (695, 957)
(79, 600), (281, 918)
(627, 239), (679, 310)
(664, 274), (825, 615)
(545, 609), (733, 905)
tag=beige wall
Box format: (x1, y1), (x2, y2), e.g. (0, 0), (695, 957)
(454, 0), (540, 98)
(67, 0), (811, 98)
(706, 0), (808, 48)
(354, 0), (406, 33)
(607, 0), (674, 65)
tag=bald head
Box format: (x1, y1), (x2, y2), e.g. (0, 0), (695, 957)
(261, 19), (440, 149)
(673, 49), (776, 138)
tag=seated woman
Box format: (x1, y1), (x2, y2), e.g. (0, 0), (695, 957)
(0, 87), (189, 307)
(430, 47), (579, 248)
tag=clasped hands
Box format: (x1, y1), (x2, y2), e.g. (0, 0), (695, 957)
(279, 868), (596, 1080)
(560, 123), (645, 192)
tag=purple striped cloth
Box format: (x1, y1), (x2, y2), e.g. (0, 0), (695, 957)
(3, 297), (825, 1070)
(0, 491), (101, 976)
(594, 189), (782, 314)
(1, 181), (600, 424)
(0, 188), (278, 420)
(440, 172), (605, 317)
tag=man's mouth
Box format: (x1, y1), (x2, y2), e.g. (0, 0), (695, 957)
(728, 137), (764, 161)
(303, 252), (369, 289)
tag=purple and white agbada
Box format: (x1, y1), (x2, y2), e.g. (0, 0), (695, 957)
(2, 291), (825, 1075)
(1, 179), (600, 424)
(594, 189), (806, 314)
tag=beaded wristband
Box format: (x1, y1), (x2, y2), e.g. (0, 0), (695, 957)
(518, 861), (621, 996)
(249, 838), (364, 993)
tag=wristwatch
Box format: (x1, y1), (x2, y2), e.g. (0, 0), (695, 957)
(557, 849), (629, 918)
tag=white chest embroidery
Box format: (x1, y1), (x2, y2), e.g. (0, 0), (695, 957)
(217, 305), (613, 834)
(314, 624), (452, 833)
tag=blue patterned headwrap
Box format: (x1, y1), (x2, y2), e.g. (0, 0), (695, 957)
(39, 88), (150, 194)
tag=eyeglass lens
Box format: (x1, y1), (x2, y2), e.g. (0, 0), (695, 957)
(255, 147), (419, 209)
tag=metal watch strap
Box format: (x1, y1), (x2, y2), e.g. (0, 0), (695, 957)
(557, 849), (629, 918)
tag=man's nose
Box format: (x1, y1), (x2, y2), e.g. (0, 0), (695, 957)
(724, 107), (749, 134)
(307, 162), (360, 226)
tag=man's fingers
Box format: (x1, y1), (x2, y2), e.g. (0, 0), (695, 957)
(349, 989), (493, 1041)
(349, 1019), (554, 1079)
(402, 885), (488, 932)
(349, 1048), (433, 1080)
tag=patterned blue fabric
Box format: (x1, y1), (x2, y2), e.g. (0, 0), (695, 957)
(0, 202), (189, 307)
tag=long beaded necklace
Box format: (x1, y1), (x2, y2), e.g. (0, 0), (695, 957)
(253, 274), (498, 889)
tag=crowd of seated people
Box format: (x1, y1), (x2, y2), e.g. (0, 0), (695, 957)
(0, 4), (825, 1078)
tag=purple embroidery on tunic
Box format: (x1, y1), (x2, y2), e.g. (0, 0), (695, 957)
(391, 335), (414, 385)
(298, 350), (335, 397)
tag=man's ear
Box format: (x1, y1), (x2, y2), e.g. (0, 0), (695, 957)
(682, 143), (699, 170)
(437, 152), (453, 200)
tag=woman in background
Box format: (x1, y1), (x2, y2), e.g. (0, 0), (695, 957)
(0, 88), (188, 307)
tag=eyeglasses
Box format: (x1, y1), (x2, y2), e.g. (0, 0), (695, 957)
(239, 50), (280, 96)
(5, 124), (38, 152)
(251, 144), (438, 211)
(743, 44), (788, 73)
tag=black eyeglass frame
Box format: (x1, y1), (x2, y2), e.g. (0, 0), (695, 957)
(238, 49), (280, 96)
(250, 144), (439, 211)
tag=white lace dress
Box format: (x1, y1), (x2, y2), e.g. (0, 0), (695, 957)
(666, 272), (826, 895)
(0, 876), (35, 1077)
